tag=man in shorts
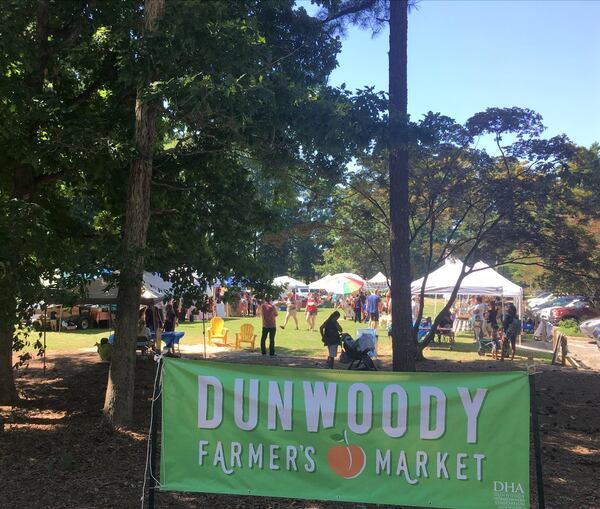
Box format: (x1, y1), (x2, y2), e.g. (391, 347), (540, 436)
(366, 290), (381, 329)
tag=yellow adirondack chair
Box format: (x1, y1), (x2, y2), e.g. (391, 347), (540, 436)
(235, 323), (257, 350)
(207, 317), (229, 345)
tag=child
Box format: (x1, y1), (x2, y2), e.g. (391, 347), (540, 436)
(491, 327), (499, 360)
(473, 315), (483, 343)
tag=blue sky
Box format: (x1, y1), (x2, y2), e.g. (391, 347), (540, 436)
(310, 0), (600, 148)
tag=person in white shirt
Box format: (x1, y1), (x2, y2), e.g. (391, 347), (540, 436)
(411, 295), (421, 324)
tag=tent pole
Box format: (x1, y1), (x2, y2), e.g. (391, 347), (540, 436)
(43, 306), (47, 376)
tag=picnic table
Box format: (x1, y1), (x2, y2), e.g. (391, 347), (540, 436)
(417, 326), (455, 349)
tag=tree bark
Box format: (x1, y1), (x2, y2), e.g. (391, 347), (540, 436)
(389, 0), (415, 371)
(0, 311), (17, 405)
(0, 0), (50, 405)
(103, 0), (165, 428)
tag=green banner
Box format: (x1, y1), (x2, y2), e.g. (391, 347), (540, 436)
(160, 358), (530, 509)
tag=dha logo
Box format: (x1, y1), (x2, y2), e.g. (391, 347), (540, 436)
(493, 481), (524, 494)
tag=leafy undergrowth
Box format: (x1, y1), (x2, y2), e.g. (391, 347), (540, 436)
(558, 319), (587, 338)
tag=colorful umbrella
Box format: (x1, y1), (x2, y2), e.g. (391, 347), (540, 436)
(321, 275), (364, 295)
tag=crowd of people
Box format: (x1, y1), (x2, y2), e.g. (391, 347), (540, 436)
(132, 286), (522, 364)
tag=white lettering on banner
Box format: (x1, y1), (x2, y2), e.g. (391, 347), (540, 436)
(198, 440), (209, 465)
(494, 481), (524, 494)
(198, 376), (491, 443)
(373, 450), (486, 482)
(457, 387), (488, 444)
(436, 452), (449, 479)
(234, 378), (259, 431)
(268, 381), (293, 431)
(415, 450), (429, 477)
(347, 383), (373, 434)
(474, 454), (486, 481)
(269, 445), (280, 470)
(395, 450), (418, 484)
(456, 452), (468, 480)
(285, 445), (299, 471)
(197, 440), (490, 482)
(382, 384), (408, 438)
(303, 381), (337, 432)
(198, 376), (223, 429)
(375, 449), (391, 474)
(230, 441), (242, 468)
(248, 443), (263, 469)
(420, 387), (446, 439)
(304, 447), (316, 472)
(213, 441), (233, 474)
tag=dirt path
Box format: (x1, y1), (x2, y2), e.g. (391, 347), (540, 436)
(566, 336), (600, 370)
(1, 349), (599, 509)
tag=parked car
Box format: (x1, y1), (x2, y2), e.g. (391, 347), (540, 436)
(548, 300), (599, 323)
(532, 295), (583, 316)
(579, 317), (600, 337)
(527, 292), (554, 308)
(539, 298), (584, 320)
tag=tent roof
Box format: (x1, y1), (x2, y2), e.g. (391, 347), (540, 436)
(79, 272), (171, 305)
(334, 272), (365, 284)
(308, 274), (333, 290)
(273, 276), (307, 289)
(411, 259), (522, 297)
(461, 261), (522, 297)
(365, 272), (388, 289)
(368, 272), (388, 283)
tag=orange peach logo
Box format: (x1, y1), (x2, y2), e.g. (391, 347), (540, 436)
(327, 430), (366, 479)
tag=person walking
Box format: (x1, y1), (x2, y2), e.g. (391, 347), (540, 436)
(280, 292), (299, 330)
(260, 298), (278, 356)
(367, 290), (381, 329)
(353, 294), (362, 322)
(163, 303), (177, 332)
(486, 300), (499, 338)
(468, 296), (486, 342)
(320, 311), (342, 369)
(501, 303), (520, 361)
(305, 292), (320, 331)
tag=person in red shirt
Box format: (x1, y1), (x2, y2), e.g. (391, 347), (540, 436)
(260, 299), (278, 356)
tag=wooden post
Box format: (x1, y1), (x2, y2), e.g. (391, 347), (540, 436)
(551, 330), (567, 366)
(529, 369), (546, 509)
(147, 357), (163, 509)
(560, 335), (568, 366)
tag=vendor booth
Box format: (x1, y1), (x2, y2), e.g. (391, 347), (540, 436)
(411, 259), (524, 335)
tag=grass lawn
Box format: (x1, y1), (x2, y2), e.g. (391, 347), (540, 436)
(30, 307), (552, 366)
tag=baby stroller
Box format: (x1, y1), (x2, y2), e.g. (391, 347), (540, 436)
(340, 333), (377, 371)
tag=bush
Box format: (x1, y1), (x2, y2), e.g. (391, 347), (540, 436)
(558, 319), (581, 337)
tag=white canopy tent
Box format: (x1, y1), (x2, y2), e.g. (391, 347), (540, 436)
(365, 272), (389, 289)
(81, 271), (172, 305)
(308, 274), (334, 290)
(273, 275), (307, 289)
(411, 259), (524, 318)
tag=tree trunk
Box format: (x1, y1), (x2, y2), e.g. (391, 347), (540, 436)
(0, 313), (17, 405)
(103, 0), (164, 428)
(0, 1), (50, 406)
(389, 0), (415, 371)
